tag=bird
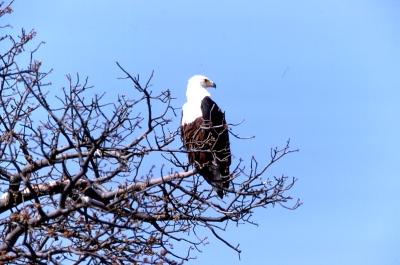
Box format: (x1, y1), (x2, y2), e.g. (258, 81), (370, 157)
(181, 75), (231, 198)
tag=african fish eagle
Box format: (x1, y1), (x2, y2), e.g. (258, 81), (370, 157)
(181, 75), (231, 198)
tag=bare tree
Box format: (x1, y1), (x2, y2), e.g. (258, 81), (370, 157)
(0, 2), (300, 264)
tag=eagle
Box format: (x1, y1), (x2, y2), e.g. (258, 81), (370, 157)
(181, 75), (231, 198)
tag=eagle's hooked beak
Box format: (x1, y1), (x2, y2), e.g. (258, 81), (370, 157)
(206, 80), (217, 89)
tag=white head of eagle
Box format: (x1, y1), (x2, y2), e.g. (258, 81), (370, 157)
(181, 75), (231, 198)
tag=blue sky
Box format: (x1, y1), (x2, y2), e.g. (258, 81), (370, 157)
(8, 0), (400, 264)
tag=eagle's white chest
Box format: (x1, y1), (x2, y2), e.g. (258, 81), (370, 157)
(181, 100), (203, 125)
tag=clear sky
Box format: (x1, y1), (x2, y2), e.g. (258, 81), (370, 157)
(8, 0), (400, 264)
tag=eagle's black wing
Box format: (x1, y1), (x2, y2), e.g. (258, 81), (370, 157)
(200, 96), (231, 197)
